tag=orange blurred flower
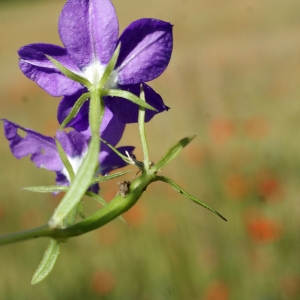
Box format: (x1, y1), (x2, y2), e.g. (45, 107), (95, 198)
(202, 280), (230, 300)
(244, 117), (268, 140)
(246, 215), (282, 242)
(90, 269), (116, 295)
(209, 118), (235, 145)
(224, 174), (249, 200)
(257, 177), (283, 202)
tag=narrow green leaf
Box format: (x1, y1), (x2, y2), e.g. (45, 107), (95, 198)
(60, 92), (91, 130)
(103, 89), (157, 111)
(86, 191), (128, 225)
(91, 171), (131, 184)
(99, 43), (121, 88)
(55, 138), (75, 182)
(31, 239), (60, 285)
(155, 176), (227, 221)
(46, 55), (92, 89)
(154, 136), (196, 172)
(99, 137), (131, 163)
(23, 186), (68, 193)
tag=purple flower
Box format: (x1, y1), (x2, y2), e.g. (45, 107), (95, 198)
(18, 0), (173, 127)
(3, 119), (134, 193)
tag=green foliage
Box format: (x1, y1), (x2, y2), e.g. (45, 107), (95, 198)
(31, 239), (60, 285)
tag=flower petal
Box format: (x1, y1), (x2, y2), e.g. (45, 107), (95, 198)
(57, 94), (126, 143)
(57, 88), (90, 132)
(56, 130), (88, 158)
(59, 0), (119, 70)
(116, 19), (173, 85)
(100, 146), (135, 175)
(100, 111), (126, 149)
(2, 119), (63, 172)
(18, 43), (83, 96)
(105, 83), (169, 123)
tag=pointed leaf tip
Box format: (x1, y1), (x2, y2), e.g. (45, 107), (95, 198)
(154, 135), (197, 172)
(155, 176), (227, 221)
(31, 239), (60, 285)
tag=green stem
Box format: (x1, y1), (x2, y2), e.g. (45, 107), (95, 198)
(138, 85), (149, 171)
(48, 90), (104, 227)
(0, 171), (157, 246)
(0, 224), (51, 246)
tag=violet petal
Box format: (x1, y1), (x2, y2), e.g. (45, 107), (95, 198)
(116, 18), (173, 85)
(100, 146), (135, 175)
(56, 130), (88, 158)
(59, 0), (119, 70)
(58, 96), (125, 144)
(57, 88), (90, 132)
(18, 43), (83, 96)
(3, 119), (63, 172)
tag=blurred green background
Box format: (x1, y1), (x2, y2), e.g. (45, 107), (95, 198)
(1, 0), (300, 299)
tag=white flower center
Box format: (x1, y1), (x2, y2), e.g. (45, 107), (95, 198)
(82, 60), (106, 86)
(82, 61), (119, 89)
(61, 149), (88, 183)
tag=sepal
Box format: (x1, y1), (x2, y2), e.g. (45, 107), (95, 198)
(55, 138), (75, 181)
(103, 89), (157, 111)
(91, 171), (131, 184)
(46, 55), (92, 89)
(59, 92), (91, 130)
(99, 43), (121, 88)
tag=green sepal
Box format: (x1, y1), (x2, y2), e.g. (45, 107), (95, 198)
(55, 138), (75, 182)
(154, 136), (196, 172)
(86, 191), (128, 225)
(91, 171), (131, 185)
(99, 43), (120, 88)
(102, 89), (157, 112)
(31, 239), (60, 285)
(60, 92), (91, 130)
(23, 186), (68, 193)
(155, 176), (227, 221)
(46, 55), (92, 89)
(100, 137), (131, 164)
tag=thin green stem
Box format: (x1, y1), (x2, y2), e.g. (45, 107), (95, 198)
(0, 224), (51, 246)
(0, 170), (157, 245)
(138, 85), (149, 172)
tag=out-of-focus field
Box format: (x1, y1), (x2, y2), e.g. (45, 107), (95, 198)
(1, 0), (300, 299)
